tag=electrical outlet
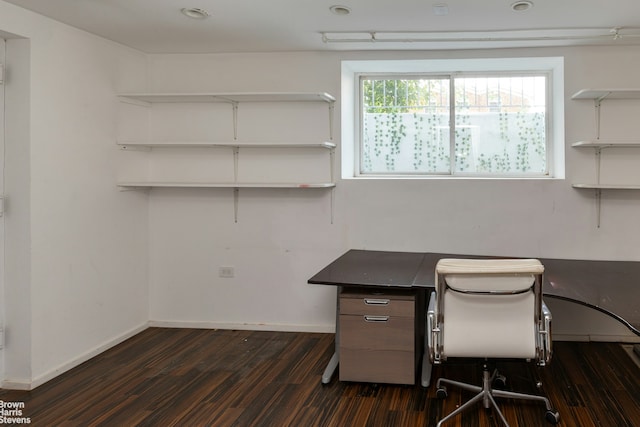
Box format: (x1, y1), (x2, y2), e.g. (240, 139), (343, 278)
(219, 266), (235, 278)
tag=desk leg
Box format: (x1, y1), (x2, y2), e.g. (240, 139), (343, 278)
(322, 286), (341, 384)
(322, 352), (339, 384)
(421, 352), (432, 387)
(421, 325), (433, 387)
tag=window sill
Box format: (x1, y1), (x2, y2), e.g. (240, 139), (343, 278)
(343, 175), (563, 181)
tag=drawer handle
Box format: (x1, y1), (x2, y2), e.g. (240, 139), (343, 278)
(364, 298), (390, 306)
(364, 315), (389, 322)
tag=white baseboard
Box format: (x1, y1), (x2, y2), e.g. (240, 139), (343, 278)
(553, 333), (640, 343)
(2, 323), (149, 391)
(552, 334), (590, 342)
(148, 320), (335, 334)
(586, 334), (640, 343)
(1, 379), (32, 390)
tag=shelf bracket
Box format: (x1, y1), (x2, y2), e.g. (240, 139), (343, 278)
(232, 146), (240, 223)
(232, 101), (239, 140)
(595, 188), (602, 228)
(594, 98), (602, 140)
(233, 187), (239, 223)
(330, 187), (335, 225)
(595, 147), (602, 184)
(593, 92), (611, 140)
(329, 148), (335, 184)
(233, 146), (240, 182)
(328, 102), (335, 141)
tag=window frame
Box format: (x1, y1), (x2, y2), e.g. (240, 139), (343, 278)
(356, 71), (552, 178)
(341, 57), (565, 180)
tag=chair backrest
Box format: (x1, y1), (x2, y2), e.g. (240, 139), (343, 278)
(434, 258), (545, 360)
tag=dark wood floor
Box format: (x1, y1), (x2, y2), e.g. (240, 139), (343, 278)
(1, 328), (639, 426)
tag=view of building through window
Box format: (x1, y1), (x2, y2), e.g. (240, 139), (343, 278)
(361, 74), (547, 176)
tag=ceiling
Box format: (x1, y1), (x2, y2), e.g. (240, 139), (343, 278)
(4, 0), (640, 53)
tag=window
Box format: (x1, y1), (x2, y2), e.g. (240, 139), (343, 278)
(342, 58), (565, 179)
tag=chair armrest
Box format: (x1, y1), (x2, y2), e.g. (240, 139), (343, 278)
(542, 300), (552, 320)
(538, 300), (553, 365)
(427, 292), (441, 364)
(427, 291), (437, 315)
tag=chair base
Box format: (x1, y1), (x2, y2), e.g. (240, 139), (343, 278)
(435, 364), (559, 427)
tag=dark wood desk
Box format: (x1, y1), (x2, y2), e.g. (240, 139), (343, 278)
(309, 249), (640, 385)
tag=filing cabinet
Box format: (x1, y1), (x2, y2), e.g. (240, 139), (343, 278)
(339, 287), (424, 384)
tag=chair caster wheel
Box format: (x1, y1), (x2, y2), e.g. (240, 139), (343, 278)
(436, 387), (448, 398)
(493, 374), (507, 388)
(545, 410), (560, 424)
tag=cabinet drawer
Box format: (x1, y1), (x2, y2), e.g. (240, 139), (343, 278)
(340, 291), (415, 317)
(339, 314), (414, 352)
(339, 348), (415, 384)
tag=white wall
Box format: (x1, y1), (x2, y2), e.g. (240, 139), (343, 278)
(145, 47), (640, 335)
(144, 53), (345, 331)
(4, 36), (31, 386)
(0, 2), (149, 388)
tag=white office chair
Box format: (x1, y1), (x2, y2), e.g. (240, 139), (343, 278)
(427, 258), (560, 427)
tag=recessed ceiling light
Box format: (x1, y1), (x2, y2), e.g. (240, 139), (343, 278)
(511, 1), (533, 12)
(433, 3), (449, 16)
(330, 5), (352, 15)
(181, 7), (210, 19)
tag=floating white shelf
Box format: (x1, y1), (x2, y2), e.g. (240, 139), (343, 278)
(572, 140), (640, 148)
(572, 89), (640, 100)
(117, 182), (336, 189)
(117, 141), (336, 149)
(572, 184), (640, 190)
(117, 92), (336, 104)
(118, 181), (336, 223)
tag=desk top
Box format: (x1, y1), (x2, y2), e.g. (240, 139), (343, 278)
(308, 249), (640, 335)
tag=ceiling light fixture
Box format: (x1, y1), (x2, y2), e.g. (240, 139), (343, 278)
(180, 7), (210, 19)
(330, 5), (352, 15)
(433, 4), (449, 16)
(611, 27), (622, 40)
(320, 27), (640, 44)
(511, 1), (533, 12)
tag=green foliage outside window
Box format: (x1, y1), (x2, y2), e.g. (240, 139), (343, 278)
(361, 76), (547, 175)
